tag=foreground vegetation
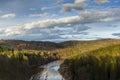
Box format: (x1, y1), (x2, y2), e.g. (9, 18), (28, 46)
(60, 44), (120, 80)
(0, 47), (59, 80)
(0, 39), (120, 80)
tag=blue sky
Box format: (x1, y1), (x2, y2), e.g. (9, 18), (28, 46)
(0, 0), (120, 42)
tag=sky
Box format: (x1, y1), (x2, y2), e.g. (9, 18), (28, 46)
(0, 0), (120, 42)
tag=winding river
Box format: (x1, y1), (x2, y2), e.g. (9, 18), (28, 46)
(30, 61), (65, 80)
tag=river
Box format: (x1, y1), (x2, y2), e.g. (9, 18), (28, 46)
(30, 61), (65, 80)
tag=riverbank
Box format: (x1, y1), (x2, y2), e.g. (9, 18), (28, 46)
(60, 44), (120, 80)
(0, 62), (43, 80)
(30, 60), (65, 80)
(0, 47), (60, 80)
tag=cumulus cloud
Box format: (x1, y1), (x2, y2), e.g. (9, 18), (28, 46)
(61, 0), (111, 12)
(41, 0), (63, 11)
(94, 0), (109, 5)
(79, 8), (120, 23)
(0, 7), (120, 42)
(1, 7), (120, 36)
(0, 20), (90, 41)
(0, 18), (90, 42)
(29, 8), (36, 11)
(78, 10), (110, 23)
(1, 13), (16, 19)
(29, 13), (49, 17)
(0, 16), (82, 35)
(0, 0), (119, 42)
(61, 0), (87, 12)
(29, 13), (56, 18)
(75, 0), (86, 3)
(41, 5), (60, 11)
(56, 0), (64, 4)
(112, 33), (120, 37)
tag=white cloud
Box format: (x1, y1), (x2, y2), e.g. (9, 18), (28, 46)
(41, 5), (60, 11)
(62, 3), (86, 12)
(1, 8), (120, 36)
(41, 0), (63, 11)
(61, 0), (110, 12)
(0, 16), (81, 35)
(61, 0), (87, 12)
(0, 0), (119, 42)
(22, 16), (81, 29)
(75, 0), (86, 4)
(56, 0), (64, 4)
(1, 13), (16, 19)
(78, 8), (120, 23)
(101, 17), (120, 22)
(29, 13), (57, 18)
(0, 24), (90, 41)
(79, 10), (111, 23)
(29, 8), (36, 11)
(29, 13), (49, 17)
(94, 0), (109, 5)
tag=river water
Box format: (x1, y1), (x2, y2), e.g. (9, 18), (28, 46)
(30, 61), (65, 80)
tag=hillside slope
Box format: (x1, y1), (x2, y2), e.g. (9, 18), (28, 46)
(0, 40), (60, 50)
(0, 39), (120, 51)
(0, 39), (120, 80)
(60, 44), (120, 80)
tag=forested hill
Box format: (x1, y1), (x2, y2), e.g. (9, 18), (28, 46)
(0, 39), (120, 50)
(60, 44), (120, 80)
(0, 39), (120, 80)
(0, 40), (60, 50)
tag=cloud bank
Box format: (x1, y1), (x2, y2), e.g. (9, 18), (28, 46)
(0, 13), (16, 19)
(0, 0), (119, 42)
(0, 7), (120, 37)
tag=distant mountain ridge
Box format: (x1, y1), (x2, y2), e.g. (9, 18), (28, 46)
(0, 40), (59, 50)
(0, 39), (120, 50)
